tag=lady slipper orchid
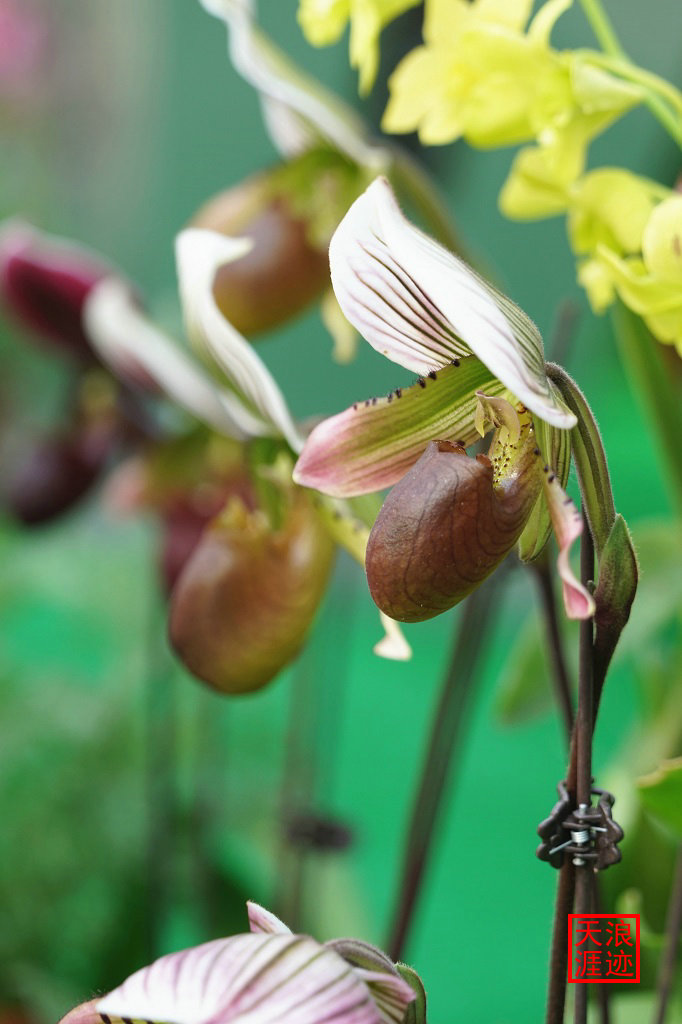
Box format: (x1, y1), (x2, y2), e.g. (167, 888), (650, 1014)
(84, 226), (411, 661)
(59, 902), (416, 1024)
(293, 177), (596, 620)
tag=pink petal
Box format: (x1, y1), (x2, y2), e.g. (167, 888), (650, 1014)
(57, 1000), (101, 1024)
(542, 470), (596, 619)
(354, 970), (417, 1024)
(293, 357), (501, 497)
(97, 934), (388, 1024)
(247, 901), (292, 935)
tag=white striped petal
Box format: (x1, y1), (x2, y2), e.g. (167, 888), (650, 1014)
(97, 933), (397, 1024)
(329, 178), (576, 429)
(83, 278), (265, 439)
(176, 228), (304, 453)
(198, 0), (387, 170)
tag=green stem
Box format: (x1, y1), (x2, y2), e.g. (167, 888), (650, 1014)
(586, 55), (682, 148)
(577, 0), (682, 149)
(577, 0), (625, 59)
(611, 304), (682, 515)
(385, 576), (502, 961)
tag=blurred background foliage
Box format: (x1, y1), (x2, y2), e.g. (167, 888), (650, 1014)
(1, 1), (681, 1022)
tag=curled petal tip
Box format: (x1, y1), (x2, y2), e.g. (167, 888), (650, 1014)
(543, 472), (596, 620)
(247, 901), (292, 935)
(175, 228), (304, 452)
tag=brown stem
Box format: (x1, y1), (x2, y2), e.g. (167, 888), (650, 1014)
(545, 512), (598, 1024)
(385, 576), (503, 962)
(653, 842), (682, 1024)
(573, 510), (595, 1024)
(532, 557), (575, 744)
(546, 862), (576, 1024)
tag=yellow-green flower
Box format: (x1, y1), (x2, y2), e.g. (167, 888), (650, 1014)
(582, 193), (682, 353)
(298, 0), (421, 95)
(383, 0), (552, 145)
(500, 58), (643, 220)
(384, 0), (641, 215)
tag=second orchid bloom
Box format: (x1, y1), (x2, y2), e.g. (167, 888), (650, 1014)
(294, 178), (596, 622)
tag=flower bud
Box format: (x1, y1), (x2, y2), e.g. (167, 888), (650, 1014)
(190, 170), (329, 335)
(365, 427), (542, 622)
(0, 221), (111, 359)
(169, 488), (335, 694)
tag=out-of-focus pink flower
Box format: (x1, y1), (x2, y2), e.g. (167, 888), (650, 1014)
(0, 220), (112, 360)
(0, 0), (48, 100)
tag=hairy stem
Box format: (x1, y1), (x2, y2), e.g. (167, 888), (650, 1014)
(385, 576), (502, 962)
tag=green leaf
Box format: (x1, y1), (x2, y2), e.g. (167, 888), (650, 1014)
(638, 758), (682, 839)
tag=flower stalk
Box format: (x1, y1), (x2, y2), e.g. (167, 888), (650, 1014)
(578, 0), (682, 148)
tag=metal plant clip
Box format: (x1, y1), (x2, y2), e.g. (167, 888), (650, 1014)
(536, 781), (623, 870)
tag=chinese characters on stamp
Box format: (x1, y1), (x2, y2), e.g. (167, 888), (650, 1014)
(568, 914), (640, 983)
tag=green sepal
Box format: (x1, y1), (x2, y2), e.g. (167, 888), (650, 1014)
(545, 362), (616, 556)
(396, 964), (427, 1024)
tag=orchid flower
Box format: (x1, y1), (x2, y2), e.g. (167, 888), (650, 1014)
(293, 177), (596, 620)
(84, 226), (411, 661)
(59, 902), (417, 1024)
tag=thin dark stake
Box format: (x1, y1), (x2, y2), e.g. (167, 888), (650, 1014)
(654, 842), (682, 1024)
(532, 557), (575, 744)
(574, 510), (595, 1024)
(386, 576), (503, 962)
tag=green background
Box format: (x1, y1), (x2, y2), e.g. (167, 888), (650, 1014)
(1, 2), (680, 1022)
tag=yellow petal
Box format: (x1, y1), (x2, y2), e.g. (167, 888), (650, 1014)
(298, 0), (350, 44)
(569, 169), (658, 255)
(499, 144), (571, 219)
(641, 194), (682, 284)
